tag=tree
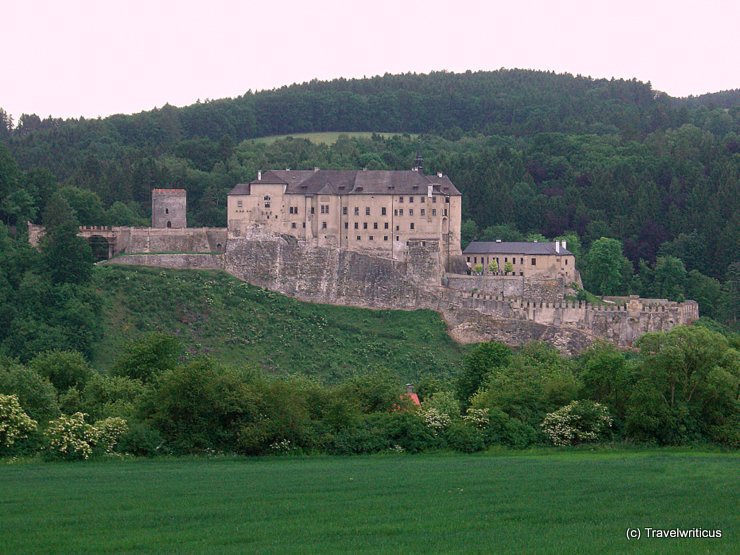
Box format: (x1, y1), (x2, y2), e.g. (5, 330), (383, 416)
(456, 342), (512, 406)
(653, 256), (687, 301)
(112, 333), (181, 383)
(583, 237), (628, 295)
(504, 261), (514, 274)
(28, 350), (93, 392)
(488, 259), (498, 273)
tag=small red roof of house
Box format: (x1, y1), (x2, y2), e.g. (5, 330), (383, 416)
(403, 392), (421, 407)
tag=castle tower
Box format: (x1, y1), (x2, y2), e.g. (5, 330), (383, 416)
(152, 188), (187, 229)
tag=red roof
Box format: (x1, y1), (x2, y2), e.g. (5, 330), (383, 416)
(401, 392), (421, 407)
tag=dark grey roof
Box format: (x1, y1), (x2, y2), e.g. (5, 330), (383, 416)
(464, 241), (573, 256)
(228, 169), (461, 196)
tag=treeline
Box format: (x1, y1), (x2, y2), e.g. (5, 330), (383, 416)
(2, 326), (738, 460)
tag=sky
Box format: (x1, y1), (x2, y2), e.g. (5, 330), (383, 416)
(3, 0), (739, 120)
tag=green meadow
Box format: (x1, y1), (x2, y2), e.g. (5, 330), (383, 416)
(1, 451), (736, 554)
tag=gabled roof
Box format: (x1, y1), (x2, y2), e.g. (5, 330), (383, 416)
(464, 241), (573, 256)
(228, 169), (461, 196)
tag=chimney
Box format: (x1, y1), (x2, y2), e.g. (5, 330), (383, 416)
(496, 239), (502, 243)
(257, 171), (262, 181)
(437, 172), (443, 178)
(562, 240), (567, 251)
(555, 241), (560, 254)
(427, 185), (433, 198)
(406, 384), (414, 394)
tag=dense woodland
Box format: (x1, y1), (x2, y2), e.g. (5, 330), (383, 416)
(0, 70), (738, 456)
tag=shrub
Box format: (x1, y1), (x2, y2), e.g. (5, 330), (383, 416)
(462, 407), (490, 429)
(541, 400), (612, 446)
(445, 421), (485, 453)
(28, 350), (93, 392)
(117, 421), (164, 457)
(0, 357), (60, 422)
(0, 394), (38, 449)
(45, 412), (100, 460)
(94, 417), (129, 453)
(422, 407), (451, 434)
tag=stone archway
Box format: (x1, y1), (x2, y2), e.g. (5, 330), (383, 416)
(88, 235), (112, 261)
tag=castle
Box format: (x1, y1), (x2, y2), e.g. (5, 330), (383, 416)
(27, 169), (699, 353)
(227, 164), (462, 269)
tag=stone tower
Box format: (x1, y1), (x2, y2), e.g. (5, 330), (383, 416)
(152, 188), (187, 229)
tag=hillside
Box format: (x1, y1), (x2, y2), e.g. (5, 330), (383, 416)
(92, 265), (466, 382)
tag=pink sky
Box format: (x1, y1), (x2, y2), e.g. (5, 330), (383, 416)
(3, 0), (739, 120)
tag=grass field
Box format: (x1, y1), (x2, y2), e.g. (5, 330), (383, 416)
(251, 131), (417, 145)
(1, 451), (736, 554)
(92, 265), (466, 381)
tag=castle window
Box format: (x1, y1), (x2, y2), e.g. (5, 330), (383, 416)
(381, 207), (387, 216)
(302, 222), (306, 228)
(445, 197), (450, 203)
(395, 225), (399, 231)
(344, 222), (348, 229)
(322, 222), (327, 229)
(167, 221), (171, 228)
(311, 207), (315, 215)
(505, 257), (508, 263)
(409, 196), (414, 203)
(520, 257), (524, 264)
(291, 222), (297, 229)
(410, 223), (415, 230)
(264, 195), (271, 209)
(396, 236), (399, 241)
(343, 207), (348, 215)
(354, 207), (359, 216)
(165, 208), (169, 214)
(384, 236), (388, 241)
(365, 207), (370, 216)
(443, 209), (448, 216)
(369, 236), (374, 241)
(384, 222), (389, 229)
(421, 197), (425, 203)
(237, 201), (243, 208)
(363, 222), (368, 230)
(357, 236), (361, 241)
(399, 209), (403, 216)
(512, 258), (516, 264)
(320, 204), (329, 214)
(394, 209), (398, 216)
(432, 197), (437, 203)
(421, 209), (426, 216)
(432, 209), (437, 216)
(373, 222), (378, 229)
(531, 258), (536, 266)
(409, 209), (414, 216)
(398, 196), (404, 203)
(467, 257), (470, 262)
(565, 259), (568, 265)
(354, 222), (358, 229)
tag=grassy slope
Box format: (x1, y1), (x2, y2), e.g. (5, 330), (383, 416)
(251, 131), (417, 144)
(92, 265), (466, 382)
(1, 451), (736, 554)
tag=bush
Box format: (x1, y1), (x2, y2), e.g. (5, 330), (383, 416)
(445, 421), (485, 453)
(330, 412), (436, 455)
(94, 417), (128, 453)
(541, 400), (612, 446)
(0, 357), (60, 422)
(117, 421), (164, 457)
(0, 394), (38, 449)
(28, 350), (93, 392)
(45, 412), (100, 460)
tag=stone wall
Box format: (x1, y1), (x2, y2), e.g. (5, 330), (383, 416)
(104, 232), (700, 354)
(446, 274), (566, 303)
(123, 228), (227, 254)
(106, 253), (224, 270)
